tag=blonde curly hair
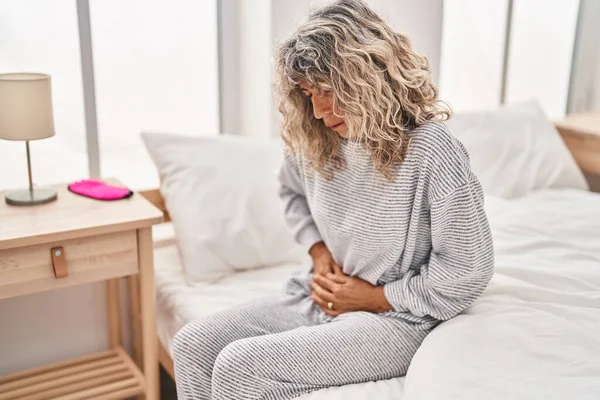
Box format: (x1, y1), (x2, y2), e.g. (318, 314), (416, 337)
(274, 0), (451, 180)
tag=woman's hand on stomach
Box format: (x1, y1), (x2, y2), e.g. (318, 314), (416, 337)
(311, 263), (394, 317)
(309, 241), (340, 277)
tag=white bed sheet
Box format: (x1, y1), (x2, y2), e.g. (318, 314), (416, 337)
(155, 188), (600, 400)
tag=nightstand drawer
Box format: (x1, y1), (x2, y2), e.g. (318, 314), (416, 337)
(0, 230), (139, 299)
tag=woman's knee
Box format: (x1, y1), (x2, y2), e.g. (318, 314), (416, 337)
(212, 339), (262, 396)
(172, 318), (224, 368)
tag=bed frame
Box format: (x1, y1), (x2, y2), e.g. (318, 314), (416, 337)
(138, 123), (598, 385)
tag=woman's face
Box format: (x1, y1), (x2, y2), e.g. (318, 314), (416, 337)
(299, 82), (348, 138)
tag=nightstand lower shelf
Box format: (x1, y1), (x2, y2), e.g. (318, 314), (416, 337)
(0, 347), (145, 400)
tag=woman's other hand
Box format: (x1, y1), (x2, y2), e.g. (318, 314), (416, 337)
(311, 264), (393, 317)
(309, 241), (340, 277)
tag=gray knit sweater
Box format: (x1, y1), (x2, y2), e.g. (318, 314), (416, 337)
(277, 122), (495, 326)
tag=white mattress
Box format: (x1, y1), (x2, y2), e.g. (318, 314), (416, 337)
(155, 188), (600, 400)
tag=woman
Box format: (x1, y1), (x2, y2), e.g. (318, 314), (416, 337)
(173, 1), (494, 399)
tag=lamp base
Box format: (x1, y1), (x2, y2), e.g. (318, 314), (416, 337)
(5, 188), (58, 206)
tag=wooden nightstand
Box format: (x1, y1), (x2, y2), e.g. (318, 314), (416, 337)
(556, 113), (600, 175)
(0, 180), (163, 399)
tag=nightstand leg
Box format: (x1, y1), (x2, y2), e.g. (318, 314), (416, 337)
(106, 279), (122, 347)
(137, 227), (159, 400)
(128, 274), (144, 368)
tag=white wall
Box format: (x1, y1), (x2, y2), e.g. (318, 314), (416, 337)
(238, 0), (273, 138)
(0, 0), (218, 374)
(0, 282), (132, 376)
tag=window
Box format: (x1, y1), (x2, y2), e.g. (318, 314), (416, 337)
(440, 0), (580, 119)
(0, 0), (220, 191)
(0, 1), (87, 190)
(90, 0), (220, 189)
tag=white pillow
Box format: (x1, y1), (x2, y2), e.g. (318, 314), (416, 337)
(446, 99), (588, 198)
(141, 132), (307, 284)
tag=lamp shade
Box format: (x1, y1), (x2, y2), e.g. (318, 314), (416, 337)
(0, 73), (55, 141)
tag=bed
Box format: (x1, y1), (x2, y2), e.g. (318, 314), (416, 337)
(144, 187), (600, 400)
(139, 102), (600, 400)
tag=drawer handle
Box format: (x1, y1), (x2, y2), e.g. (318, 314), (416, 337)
(51, 246), (68, 279)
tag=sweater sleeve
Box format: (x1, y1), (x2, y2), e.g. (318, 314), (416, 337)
(277, 153), (323, 249)
(383, 179), (495, 321)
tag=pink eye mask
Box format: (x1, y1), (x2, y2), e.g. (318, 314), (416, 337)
(68, 179), (133, 201)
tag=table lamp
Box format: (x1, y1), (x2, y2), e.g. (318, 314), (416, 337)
(0, 72), (58, 205)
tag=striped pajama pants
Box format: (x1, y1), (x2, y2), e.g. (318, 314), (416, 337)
(172, 292), (432, 400)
